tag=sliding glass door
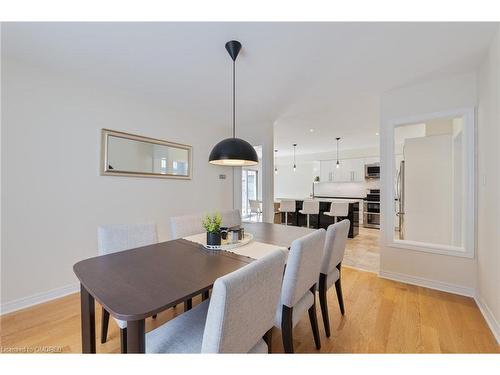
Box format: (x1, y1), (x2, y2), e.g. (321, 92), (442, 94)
(241, 169), (258, 217)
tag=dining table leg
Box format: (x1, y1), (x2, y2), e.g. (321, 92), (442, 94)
(127, 319), (145, 353)
(80, 284), (96, 353)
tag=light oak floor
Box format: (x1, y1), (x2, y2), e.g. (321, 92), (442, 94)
(1, 265), (498, 353)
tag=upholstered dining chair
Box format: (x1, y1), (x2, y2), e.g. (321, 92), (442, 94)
(169, 209), (242, 308)
(146, 249), (287, 353)
(318, 219), (350, 337)
(97, 222), (158, 353)
(170, 209), (241, 239)
(274, 229), (326, 353)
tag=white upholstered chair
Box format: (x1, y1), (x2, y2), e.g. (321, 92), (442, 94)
(318, 220), (349, 337)
(170, 209), (241, 239)
(274, 229), (326, 353)
(279, 199), (296, 226)
(146, 249), (287, 353)
(169, 209), (242, 308)
(220, 209), (242, 228)
(299, 200), (320, 228)
(97, 222), (158, 353)
(323, 201), (348, 223)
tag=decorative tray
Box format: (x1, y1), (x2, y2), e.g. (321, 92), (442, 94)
(203, 233), (254, 250)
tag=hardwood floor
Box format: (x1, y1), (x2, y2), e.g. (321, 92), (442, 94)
(1, 267), (498, 353)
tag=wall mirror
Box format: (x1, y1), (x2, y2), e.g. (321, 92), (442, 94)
(384, 108), (475, 258)
(101, 129), (192, 179)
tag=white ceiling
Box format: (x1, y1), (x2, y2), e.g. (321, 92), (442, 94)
(3, 22), (498, 155)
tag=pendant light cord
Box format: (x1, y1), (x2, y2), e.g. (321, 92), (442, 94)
(232, 59), (236, 138)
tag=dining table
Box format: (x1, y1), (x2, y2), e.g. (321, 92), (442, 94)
(73, 222), (315, 353)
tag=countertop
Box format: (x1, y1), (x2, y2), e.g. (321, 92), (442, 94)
(275, 197), (360, 204)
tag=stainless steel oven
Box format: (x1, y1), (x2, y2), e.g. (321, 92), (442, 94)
(363, 189), (380, 229)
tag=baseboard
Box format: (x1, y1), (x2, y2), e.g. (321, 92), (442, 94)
(474, 295), (500, 344)
(378, 270), (475, 297)
(0, 283), (79, 315)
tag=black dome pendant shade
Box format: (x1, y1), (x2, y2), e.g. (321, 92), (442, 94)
(209, 40), (258, 166)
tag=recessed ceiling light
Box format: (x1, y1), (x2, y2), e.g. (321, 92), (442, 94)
(375, 132), (379, 136)
(309, 128), (314, 133)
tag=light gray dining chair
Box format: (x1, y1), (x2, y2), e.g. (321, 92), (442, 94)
(318, 220), (350, 337)
(170, 209), (241, 239)
(97, 222), (158, 353)
(220, 209), (242, 228)
(274, 229), (326, 353)
(146, 249), (287, 353)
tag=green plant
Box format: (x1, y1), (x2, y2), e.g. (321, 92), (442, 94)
(202, 212), (222, 233)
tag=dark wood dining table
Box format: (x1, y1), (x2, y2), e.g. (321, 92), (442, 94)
(73, 222), (315, 353)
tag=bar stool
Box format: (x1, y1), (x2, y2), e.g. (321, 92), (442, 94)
(323, 202), (348, 223)
(299, 200), (320, 228)
(279, 199), (296, 226)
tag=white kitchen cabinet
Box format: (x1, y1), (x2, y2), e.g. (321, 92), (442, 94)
(320, 160), (335, 182)
(331, 158), (365, 182)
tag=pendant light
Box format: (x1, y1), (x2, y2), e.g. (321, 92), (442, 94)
(335, 137), (341, 168)
(209, 40), (259, 166)
(274, 149), (278, 174)
(293, 144), (297, 172)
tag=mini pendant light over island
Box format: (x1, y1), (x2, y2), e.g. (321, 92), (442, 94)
(209, 40), (259, 166)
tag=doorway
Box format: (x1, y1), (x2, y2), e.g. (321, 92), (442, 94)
(241, 169), (262, 221)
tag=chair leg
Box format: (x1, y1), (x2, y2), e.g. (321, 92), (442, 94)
(307, 214), (310, 228)
(100, 307), (110, 344)
(263, 328), (273, 354)
(308, 285), (321, 350)
(120, 328), (127, 354)
(281, 305), (294, 353)
(285, 213), (288, 226)
(184, 298), (193, 312)
(335, 275), (345, 315)
(318, 273), (330, 337)
(202, 290), (210, 301)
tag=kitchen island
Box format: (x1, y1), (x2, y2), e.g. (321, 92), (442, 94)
(276, 198), (360, 238)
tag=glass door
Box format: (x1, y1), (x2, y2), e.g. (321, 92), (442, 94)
(241, 169), (258, 218)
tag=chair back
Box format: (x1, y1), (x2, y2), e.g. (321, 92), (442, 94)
(321, 220), (350, 275)
(328, 202), (348, 217)
(170, 213), (204, 239)
(279, 199), (296, 213)
(170, 209), (241, 239)
(220, 209), (241, 228)
(97, 223), (158, 255)
(302, 200), (320, 215)
(280, 229), (326, 307)
(201, 250), (287, 353)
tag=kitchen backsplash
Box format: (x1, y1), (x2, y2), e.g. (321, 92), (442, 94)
(314, 179), (380, 198)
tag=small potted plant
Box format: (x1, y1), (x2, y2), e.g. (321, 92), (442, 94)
(202, 212), (223, 246)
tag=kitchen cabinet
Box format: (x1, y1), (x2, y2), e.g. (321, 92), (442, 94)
(320, 158), (365, 182)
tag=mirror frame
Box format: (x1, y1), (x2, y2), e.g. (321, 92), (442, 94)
(100, 129), (193, 180)
(381, 107), (475, 258)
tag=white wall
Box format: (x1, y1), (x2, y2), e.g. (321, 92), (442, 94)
(380, 72), (478, 292)
(1, 60), (234, 311)
(476, 27), (500, 342)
